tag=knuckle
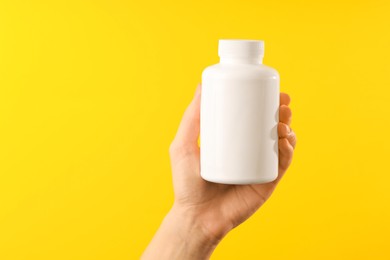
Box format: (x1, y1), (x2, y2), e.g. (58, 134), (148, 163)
(289, 130), (297, 148)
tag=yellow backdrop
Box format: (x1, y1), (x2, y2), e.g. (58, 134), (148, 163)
(1, 0), (389, 259)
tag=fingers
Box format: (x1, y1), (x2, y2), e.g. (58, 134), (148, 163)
(277, 122), (290, 137)
(278, 138), (294, 171)
(279, 105), (292, 125)
(287, 129), (297, 149)
(280, 92), (290, 106)
(278, 122), (296, 149)
(170, 84), (202, 150)
(278, 92), (296, 172)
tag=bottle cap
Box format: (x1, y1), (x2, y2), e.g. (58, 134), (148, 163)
(218, 39), (264, 58)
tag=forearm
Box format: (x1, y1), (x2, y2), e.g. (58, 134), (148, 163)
(141, 204), (220, 260)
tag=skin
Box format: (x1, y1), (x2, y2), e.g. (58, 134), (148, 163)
(142, 84), (297, 259)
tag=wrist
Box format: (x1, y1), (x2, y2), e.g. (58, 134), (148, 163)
(142, 203), (231, 260)
(165, 204), (221, 258)
(169, 202), (232, 245)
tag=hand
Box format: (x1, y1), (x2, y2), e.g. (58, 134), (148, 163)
(142, 84), (296, 259)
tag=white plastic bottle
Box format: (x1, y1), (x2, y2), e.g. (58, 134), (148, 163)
(200, 39), (279, 184)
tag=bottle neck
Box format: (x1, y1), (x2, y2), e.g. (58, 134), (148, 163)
(220, 56), (263, 65)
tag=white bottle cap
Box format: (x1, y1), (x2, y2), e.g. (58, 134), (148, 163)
(218, 39), (264, 58)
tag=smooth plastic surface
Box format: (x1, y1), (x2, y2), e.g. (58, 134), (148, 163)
(218, 39), (264, 58)
(200, 39), (280, 184)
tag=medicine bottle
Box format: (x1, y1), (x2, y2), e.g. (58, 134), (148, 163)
(201, 39), (279, 184)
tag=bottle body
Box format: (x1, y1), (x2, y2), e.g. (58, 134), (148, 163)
(200, 40), (279, 184)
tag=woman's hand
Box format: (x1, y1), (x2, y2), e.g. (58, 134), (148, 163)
(142, 84), (296, 260)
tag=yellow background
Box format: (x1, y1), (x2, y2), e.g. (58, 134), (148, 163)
(1, 0), (389, 259)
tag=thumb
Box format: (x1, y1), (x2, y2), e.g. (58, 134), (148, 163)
(172, 84), (201, 149)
